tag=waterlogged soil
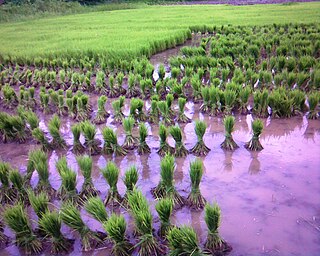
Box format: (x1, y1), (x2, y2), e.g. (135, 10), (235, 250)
(0, 103), (320, 255)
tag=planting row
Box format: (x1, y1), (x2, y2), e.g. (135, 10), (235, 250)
(0, 154), (231, 255)
(0, 110), (265, 154)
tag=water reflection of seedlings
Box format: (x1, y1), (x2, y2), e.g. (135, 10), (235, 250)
(303, 121), (317, 141)
(223, 150), (234, 172)
(248, 152), (261, 175)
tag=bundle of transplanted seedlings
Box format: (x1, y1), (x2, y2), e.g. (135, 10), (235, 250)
(61, 202), (102, 251)
(101, 161), (122, 207)
(223, 90), (237, 115)
(84, 196), (109, 223)
(149, 97), (160, 124)
(155, 198), (174, 238)
(3, 203), (42, 255)
(122, 116), (138, 150)
(9, 169), (28, 205)
(157, 100), (174, 126)
(103, 213), (133, 256)
(204, 202), (232, 255)
(93, 95), (109, 124)
(71, 123), (85, 154)
(39, 210), (73, 254)
(190, 120), (210, 156)
(220, 115), (239, 151)
(102, 127), (127, 156)
(0, 161), (15, 204)
(138, 122), (151, 154)
(170, 125), (189, 157)
(200, 87), (211, 113)
(186, 159), (206, 210)
(27, 190), (49, 219)
(112, 96), (125, 124)
(307, 92), (319, 119)
(48, 114), (67, 149)
(177, 97), (191, 123)
(127, 189), (162, 256)
(167, 225), (204, 256)
(81, 121), (101, 155)
(157, 123), (174, 157)
(245, 119), (264, 151)
(122, 165), (139, 208)
(32, 127), (52, 152)
(77, 155), (99, 200)
(152, 154), (184, 208)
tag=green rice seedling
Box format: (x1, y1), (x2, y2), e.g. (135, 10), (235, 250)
(9, 169), (28, 204)
(122, 165), (139, 207)
(76, 96), (89, 122)
(2, 84), (18, 109)
(48, 115), (66, 149)
(112, 96), (125, 124)
(155, 198), (174, 237)
(191, 75), (202, 102)
(307, 92), (319, 119)
(57, 95), (67, 116)
(71, 123), (85, 155)
(27, 190), (49, 219)
(136, 98), (147, 121)
(77, 155), (98, 199)
(122, 116), (138, 150)
(170, 125), (188, 157)
(4, 203), (42, 255)
(289, 90), (306, 115)
(61, 202), (101, 251)
(157, 123), (174, 157)
(200, 87), (210, 113)
(138, 123), (150, 155)
(245, 119), (264, 151)
(166, 93), (175, 118)
(209, 86), (221, 116)
(102, 127), (127, 156)
(253, 89), (269, 118)
(167, 225), (204, 256)
(103, 213), (133, 256)
(25, 111), (39, 131)
(59, 168), (78, 204)
(238, 87), (251, 114)
(101, 161), (122, 207)
(127, 189), (161, 256)
(177, 97), (191, 123)
(84, 196), (108, 223)
(0, 161), (14, 203)
(39, 211), (73, 254)
(268, 89), (293, 118)
(126, 73), (138, 98)
(32, 128), (52, 152)
(223, 90), (237, 115)
(108, 75), (119, 98)
(81, 121), (101, 155)
(149, 99), (160, 124)
(186, 159), (206, 210)
(66, 98), (76, 119)
(93, 95), (109, 124)
(190, 120), (210, 156)
(158, 101), (174, 126)
(204, 203), (232, 254)
(96, 71), (107, 94)
(220, 116), (239, 151)
(152, 154), (184, 208)
(172, 82), (184, 99)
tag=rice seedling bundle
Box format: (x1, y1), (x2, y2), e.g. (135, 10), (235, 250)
(93, 95), (109, 124)
(155, 198), (174, 237)
(3, 203), (42, 255)
(32, 127), (52, 152)
(71, 123), (85, 154)
(25, 110), (39, 131)
(57, 94), (67, 116)
(136, 98), (147, 121)
(245, 119), (264, 151)
(289, 90), (306, 116)
(200, 87), (210, 113)
(108, 75), (119, 98)
(157, 101), (173, 126)
(190, 120), (210, 156)
(122, 116), (138, 150)
(77, 155), (98, 199)
(48, 114), (66, 149)
(166, 93), (175, 118)
(186, 159), (206, 210)
(169, 125), (188, 157)
(122, 165), (139, 207)
(84, 196), (108, 223)
(59, 167), (78, 204)
(0, 161), (14, 203)
(101, 161), (122, 207)
(253, 89), (269, 118)
(112, 96), (125, 124)
(223, 90), (237, 115)
(149, 99), (160, 124)
(204, 202), (232, 254)
(95, 71), (107, 94)
(27, 190), (49, 219)
(76, 95), (89, 122)
(157, 123), (174, 157)
(209, 86), (221, 116)
(138, 122), (150, 154)
(102, 127), (127, 156)
(220, 116), (239, 151)
(177, 97), (191, 123)
(191, 74), (202, 102)
(238, 87), (251, 114)
(81, 121), (101, 155)
(9, 169), (28, 204)
(307, 92), (319, 119)
(268, 89), (293, 118)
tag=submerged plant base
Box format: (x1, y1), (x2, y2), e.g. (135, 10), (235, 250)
(186, 191), (206, 210)
(174, 144), (189, 158)
(138, 142), (151, 155)
(122, 136), (138, 150)
(104, 191), (122, 208)
(157, 143), (174, 157)
(137, 234), (163, 256)
(79, 183), (99, 202)
(204, 234), (233, 256)
(151, 186), (184, 210)
(177, 113), (191, 123)
(220, 137), (239, 151)
(190, 142), (211, 156)
(72, 142), (85, 155)
(245, 138), (263, 151)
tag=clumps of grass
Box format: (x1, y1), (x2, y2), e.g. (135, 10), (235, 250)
(177, 97), (191, 123)
(190, 120), (210, 156)
(103, 213), (133, 256)
(102, 127), (127, 156)
(81, 121), (101, 155)
(9, 169), (28, 204)
(48, 114), (66, 149)
(122, 116), (138, 150)
(204, 203), (232, 255)
(3, 203), (42, 255)
(112, 96), (125, 124)
(245, 119), (264, 151)
(61, 202), (101, 251)
(84, 196), (108, 223)
(0, 161), (14, 204)
(157, 123), (174, 157)
(71, 123), (85, 154)
(32, 127), (52, 152)
(307, 92), (319, 119)
(170, 125), (189, 157)
(155, 198), (174, 238)
(127, 189), (162, 256)
(186, 159), (206, 210)
(138, 122), (150, 154)
(101, 161), (122, 207)
(27, 190), (49, 219)
(220, 116), (239, 151)
(93, 95), (109, 124)
(152, 154), (184, 209)
(39, 211), (73, 254)
(77, 155), (99, 200)
(167, 225), (204, 256)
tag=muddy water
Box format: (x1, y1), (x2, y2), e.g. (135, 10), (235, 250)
(1, 100), (320, 255)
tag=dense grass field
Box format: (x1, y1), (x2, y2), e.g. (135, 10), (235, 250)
(0, 2), (320, 62)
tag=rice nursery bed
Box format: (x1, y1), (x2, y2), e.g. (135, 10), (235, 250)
(0, 22), (319, 255)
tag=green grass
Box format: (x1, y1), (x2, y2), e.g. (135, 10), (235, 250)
(0, 2), (319, 62)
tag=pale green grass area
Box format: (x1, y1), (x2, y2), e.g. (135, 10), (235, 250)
(0, 2), (319, 61)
